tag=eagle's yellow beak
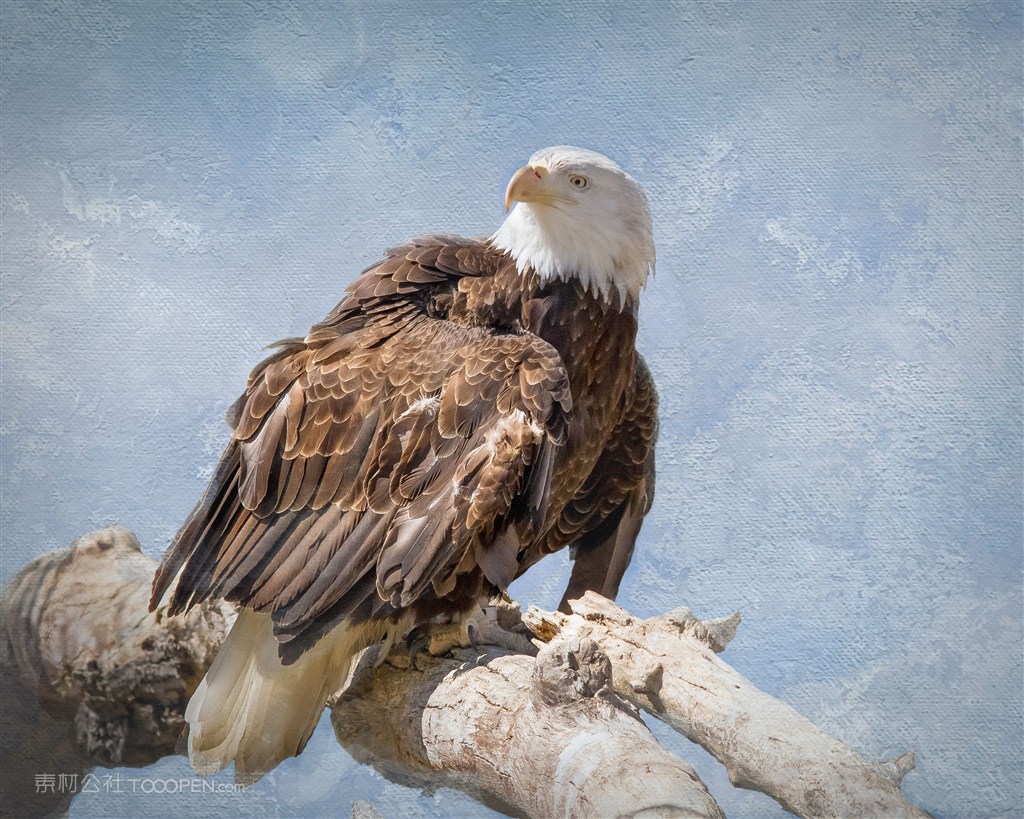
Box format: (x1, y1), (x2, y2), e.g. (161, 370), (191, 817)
(504, 164), (550, 213)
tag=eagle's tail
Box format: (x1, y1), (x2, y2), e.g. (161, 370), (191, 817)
(185, 609), (390, 783)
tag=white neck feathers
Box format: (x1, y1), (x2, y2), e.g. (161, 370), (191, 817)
(491, 203), (653, 305)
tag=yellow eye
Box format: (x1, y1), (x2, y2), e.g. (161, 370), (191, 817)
(568, 174), (589, 189)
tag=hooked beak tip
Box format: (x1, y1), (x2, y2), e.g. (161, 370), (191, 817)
(504, 164), (546, 214)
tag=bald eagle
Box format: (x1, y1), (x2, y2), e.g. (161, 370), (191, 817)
(151, 146), (659, 781)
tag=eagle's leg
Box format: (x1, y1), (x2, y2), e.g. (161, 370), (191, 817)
(383, 593), (539, 672)
(417, 605), (483, 660)
(431, 597), (533, 655)
(391, 596), (535, 667)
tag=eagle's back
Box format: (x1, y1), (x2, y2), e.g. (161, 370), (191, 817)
(151, 234), (651, 663)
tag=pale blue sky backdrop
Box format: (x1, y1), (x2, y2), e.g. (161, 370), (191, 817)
(2, 1), (1021, 816)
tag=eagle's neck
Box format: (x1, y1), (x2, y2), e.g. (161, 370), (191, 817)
(501, 270), (639, 378)
(490, 203), (652, 307)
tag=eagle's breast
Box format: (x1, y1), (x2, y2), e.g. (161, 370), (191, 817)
(519, 276), (640, 532)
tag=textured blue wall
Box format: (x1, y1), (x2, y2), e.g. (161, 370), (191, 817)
(2, 1), (1021, 817)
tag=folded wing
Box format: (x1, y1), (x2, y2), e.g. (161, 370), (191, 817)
(151, 236), (571, 661)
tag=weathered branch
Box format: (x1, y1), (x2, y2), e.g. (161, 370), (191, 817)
(335, 636), (723, 818)
(2, 528), (931, 819)
(524, 592), (929, 819)
(1, 526), (233, 818)
(1, 529), (722, 817)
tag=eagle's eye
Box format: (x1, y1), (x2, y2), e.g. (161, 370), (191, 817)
(568, 174), (589, 189)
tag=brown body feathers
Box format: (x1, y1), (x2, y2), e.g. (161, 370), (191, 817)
(151, 234), (657, 664)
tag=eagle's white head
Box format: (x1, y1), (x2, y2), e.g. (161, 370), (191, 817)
(491, 146), (655, 305)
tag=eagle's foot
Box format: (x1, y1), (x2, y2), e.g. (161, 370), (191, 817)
(403, 625), (434, 670)
(386, 600), (537, 670)
(385, 618), (473, 670)
(460, 601), (538, 656)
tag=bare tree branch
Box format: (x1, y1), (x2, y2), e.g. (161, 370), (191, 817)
(334, 635), (724, 818)
(2, 528), (930, 819)
(524, 592), (929, 819)
(1, 529), (721, 817)
(1, 526), (232, 818)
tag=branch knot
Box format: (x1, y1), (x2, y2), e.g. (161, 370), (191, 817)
(532, 636), (612, 706)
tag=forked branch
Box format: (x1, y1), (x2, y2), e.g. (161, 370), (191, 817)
(1, 528), (928, 819)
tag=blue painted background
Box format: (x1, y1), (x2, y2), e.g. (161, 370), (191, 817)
(2, 1), (1021, 816)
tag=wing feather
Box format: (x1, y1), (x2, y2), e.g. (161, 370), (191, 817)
(152, 236), (571, 660)
(538, 355), (658, 604)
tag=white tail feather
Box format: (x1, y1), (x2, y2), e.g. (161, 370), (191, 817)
(185, 609), (396, 783)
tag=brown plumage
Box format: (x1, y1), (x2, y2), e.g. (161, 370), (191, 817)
(151, 146), (659, 781)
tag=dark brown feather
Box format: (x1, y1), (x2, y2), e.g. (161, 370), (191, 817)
(152, 234), (656, 664)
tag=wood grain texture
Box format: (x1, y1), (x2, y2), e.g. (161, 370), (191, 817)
(525, 593), (930, 819)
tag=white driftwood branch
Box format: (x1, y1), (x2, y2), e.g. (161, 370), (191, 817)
(1, 528), (723, 818)
(524, 592), (929, 819)
(1, 528), (931, 819)
(0, 526), (233, 818)
(334, 636), (724, 819)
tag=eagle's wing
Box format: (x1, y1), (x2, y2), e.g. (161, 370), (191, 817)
(552, 354), (657, 610)
(151, 235), (571, 660)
